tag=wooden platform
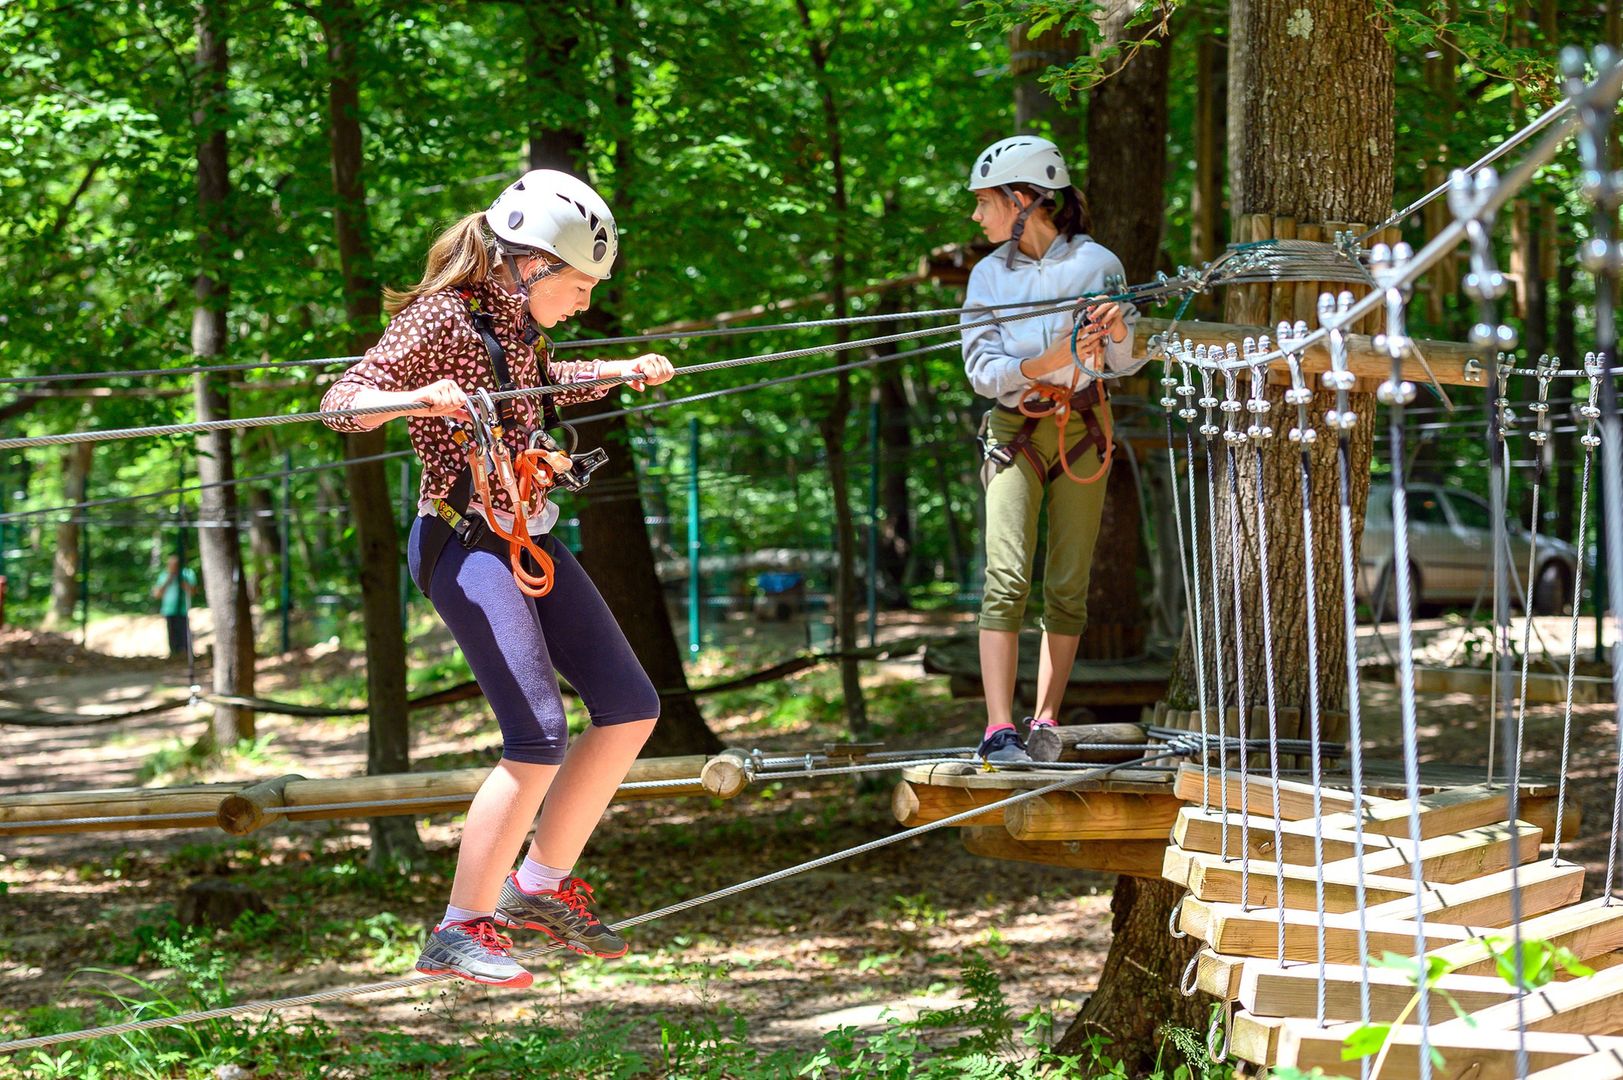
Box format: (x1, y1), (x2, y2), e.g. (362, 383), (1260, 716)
(895, 757), (1179, 879)
(1159, 764), (1601, 1076)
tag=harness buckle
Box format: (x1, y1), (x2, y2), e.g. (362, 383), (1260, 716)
(433, 498), (487, 550)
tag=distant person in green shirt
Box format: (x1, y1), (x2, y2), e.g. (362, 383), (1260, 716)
(152, 555), (197, 660)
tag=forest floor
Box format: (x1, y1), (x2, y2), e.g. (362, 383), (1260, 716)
(0, 610), (1618, 1077)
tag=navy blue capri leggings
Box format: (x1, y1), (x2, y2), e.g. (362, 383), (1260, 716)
(407, 517), (661, 765)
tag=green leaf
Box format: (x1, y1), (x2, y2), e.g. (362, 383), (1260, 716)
(1340, 1023), (1391, 1061)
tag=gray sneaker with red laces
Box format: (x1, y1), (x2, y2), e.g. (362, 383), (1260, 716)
(414, 917), (533, 988)
(494, 873), (629, 959)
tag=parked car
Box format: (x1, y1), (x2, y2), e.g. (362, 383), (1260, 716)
(1357, 482), (1579, 618)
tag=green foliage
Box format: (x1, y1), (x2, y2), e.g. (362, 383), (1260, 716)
(1485, 934), (1595, 992)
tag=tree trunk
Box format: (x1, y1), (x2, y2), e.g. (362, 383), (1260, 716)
(798, 0), (867, 735)
(523, 0), (586, 174)
(1065, 0), (1395, 1070)
(45, 440), (92, 631)
(563, 0), (718, 756)
(1191, 32), (1227, 268)
(1010, 22), (1081, 145)
(1084, 2), (1170, 284)
(320, 0), (420, 867)
(572, 411), (722, 756)
(875, 365), (915, 599)
(1054, 876), (1202, 1060)
(1074, 0), (1169, 664)
(192, 0), (255, 747)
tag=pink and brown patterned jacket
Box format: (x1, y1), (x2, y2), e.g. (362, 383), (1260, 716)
(321, 278), (613, 515)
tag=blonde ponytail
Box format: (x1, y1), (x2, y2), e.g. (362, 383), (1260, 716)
(383, 213), (494, 315)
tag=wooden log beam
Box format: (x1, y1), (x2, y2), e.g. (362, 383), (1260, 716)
(960, 826), (1166, 878)
(0, 753), (747, 836)
(1026, 722), (1147, 764)
(892, 780), (1010, 827)
(699, 749), (752, 799)
(1134, 317), (1483, 387)
(216, 774), (304, 835)
(1003, 791), (1182, 841)
(1278, 1021), (1623, 1079)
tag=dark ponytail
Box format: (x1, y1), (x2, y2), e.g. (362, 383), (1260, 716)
(1007, 182), (1094, 240)
(1052, 185), (1093, 239)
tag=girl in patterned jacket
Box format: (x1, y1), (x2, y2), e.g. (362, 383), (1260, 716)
(322, 170), (673, 987)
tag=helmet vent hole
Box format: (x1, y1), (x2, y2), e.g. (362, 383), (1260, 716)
(508, 210), (524, 229)
(592, 240), (608, 261)
(1046, 165), (1056, 179)
(514, 180), (525, 191)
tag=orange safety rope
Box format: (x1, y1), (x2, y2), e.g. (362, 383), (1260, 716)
(464, 421), (570, 598)
(1016, 371), (1114, 485)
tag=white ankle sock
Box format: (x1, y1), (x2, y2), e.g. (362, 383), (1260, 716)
(515, 856), (570, 894)
(441, 903), (491, 927)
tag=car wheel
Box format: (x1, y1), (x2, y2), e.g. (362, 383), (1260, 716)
(1532, 561), (1571, 615)
(1376, 561), (1423, 622)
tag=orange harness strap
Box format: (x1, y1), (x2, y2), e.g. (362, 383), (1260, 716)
(1015, 375), (1114, 485)
(464, 423), (565, 598)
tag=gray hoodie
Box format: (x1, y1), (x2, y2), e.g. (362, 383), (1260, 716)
(960, 233), (1144, 408)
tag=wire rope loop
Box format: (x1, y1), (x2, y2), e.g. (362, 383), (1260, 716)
(1206, 1000), (1233, 1064)
(1168, 893), (1188, 939)
(1179, 952), (1202, 997)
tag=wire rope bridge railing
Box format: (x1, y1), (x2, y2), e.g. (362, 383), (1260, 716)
(1111, 46), (1623, 1080)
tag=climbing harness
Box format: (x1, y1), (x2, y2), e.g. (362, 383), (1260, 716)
(416, 290), (611, 599)
(979, 379), (1112, 486)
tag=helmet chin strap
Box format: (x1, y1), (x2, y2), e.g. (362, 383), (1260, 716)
(1000, 185), (1047, 268)
(498, 246), (560, 298)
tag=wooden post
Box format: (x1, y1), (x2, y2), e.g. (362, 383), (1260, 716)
(1026, 722), (1147, 763)
(216, 773), (304, 835)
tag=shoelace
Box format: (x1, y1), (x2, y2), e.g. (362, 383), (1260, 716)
(463, 919), (516, 955)
(551, 878), (604, 925)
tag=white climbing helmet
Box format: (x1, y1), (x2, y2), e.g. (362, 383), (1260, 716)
(485, 169), (618, 280)
(967, 136), (1070, 193)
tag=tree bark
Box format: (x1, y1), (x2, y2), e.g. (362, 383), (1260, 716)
(44, 440), (92, 631)
(875, 365), (915, 599)
(523, 0), (586, 174)
(572, 411), (722, 756)
(1010, 22), (1081, 145)
(319, 0), (420, 867)
(1084, 2), (1170, 284)
(563, 0), (718, 756)
(798, 0), (867, 735)
(192, 0), (256, 746)
(1063, 0), (1395, 1070)
(1075, 0), (1170, 664)
(1054, 876), (1202, 1061)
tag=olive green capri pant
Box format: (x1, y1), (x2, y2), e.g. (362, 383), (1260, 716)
(978, 405), (1111, 636)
